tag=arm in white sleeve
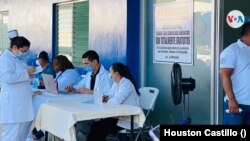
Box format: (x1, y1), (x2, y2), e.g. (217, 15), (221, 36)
(107, 80), (133, 105)
(57, 70), (80, 91)
(73, 76), (86, 90)
(0, 59), (29, 83)
(97, 74), (112, 95)
(220, 47), (237, 69)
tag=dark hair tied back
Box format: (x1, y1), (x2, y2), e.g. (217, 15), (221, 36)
(111, 62), (140, 95)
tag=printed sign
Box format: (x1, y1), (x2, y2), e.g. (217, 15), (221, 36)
(153, 0), (193, 65)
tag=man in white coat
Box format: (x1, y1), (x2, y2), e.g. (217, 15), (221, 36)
(67, 50), (111, 94)
(66, 50), (112, 141)
(0, 36), (35, 141)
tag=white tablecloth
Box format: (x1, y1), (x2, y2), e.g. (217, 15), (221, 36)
(35, 101), (145, 141)
(33, 92), (94, 116)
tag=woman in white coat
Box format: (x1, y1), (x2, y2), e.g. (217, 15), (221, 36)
(86, 62), (140, 141)
(0, 36), (35, 141)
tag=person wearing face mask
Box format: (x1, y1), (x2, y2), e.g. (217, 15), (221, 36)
(65, 50), (111, 95)
(65, 50), (111, 141)
(86, 62), (140, 141)
(0, 36), (36, 141)
(16, 50), (29, 62)
(8, 30), (29, 63)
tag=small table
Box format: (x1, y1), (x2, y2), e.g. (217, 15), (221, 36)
(35, 101), (145, 141)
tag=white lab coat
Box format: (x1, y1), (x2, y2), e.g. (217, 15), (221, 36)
(74, 65), (111, 94)
(56, 69), (81, 92)
(0, 49), (34, 123)
(107, 77), (139, 129)
(107, 77), (139, 106)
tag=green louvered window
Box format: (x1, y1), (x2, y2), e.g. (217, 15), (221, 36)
(56, 3), (73, 61)
(0, 11), (9, 55)
(56, 1), (89, 67)
(73, 2), (89, 66)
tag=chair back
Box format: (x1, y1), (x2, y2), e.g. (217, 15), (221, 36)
(115, 87), (159, 141)
(138, 87), (159, 112)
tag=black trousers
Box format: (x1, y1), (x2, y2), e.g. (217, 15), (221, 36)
(86, 118), (122, 141)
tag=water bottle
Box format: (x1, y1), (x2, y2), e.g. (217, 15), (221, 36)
(32, 75), (39, 89)
(94, 91), (103, 107)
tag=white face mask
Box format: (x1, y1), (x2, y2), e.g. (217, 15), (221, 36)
(16, 50), (28, 60)
(16, 52), (24, 60)
(36, 59), (40, 66)
(85, 65), (94, 72)
(109, 73), (115, 84)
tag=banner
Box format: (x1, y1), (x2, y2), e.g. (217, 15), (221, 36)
(153, 0), (193, 65)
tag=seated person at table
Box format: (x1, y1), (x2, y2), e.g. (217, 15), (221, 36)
(66, 50), (111, 94)
(86, 62), (140, 141)
(36, 51), (55, 88)
(32, 55), (81, 140)
(65, 50), (111, 141)
(54, 55), (82, 92)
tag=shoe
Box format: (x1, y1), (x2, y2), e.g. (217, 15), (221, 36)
(32, 130), (44, 140)
(32, 128), (38, 135)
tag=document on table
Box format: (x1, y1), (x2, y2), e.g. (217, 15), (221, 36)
(32, 65), (43, 74)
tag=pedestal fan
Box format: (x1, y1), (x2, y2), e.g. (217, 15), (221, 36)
(171, 63), (195, 125)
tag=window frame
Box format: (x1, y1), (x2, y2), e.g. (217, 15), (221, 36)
(54, 1), (89, 67)
(0, 11), (9, 55)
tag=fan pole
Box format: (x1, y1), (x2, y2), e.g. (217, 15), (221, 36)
(182, 94), (192, 125)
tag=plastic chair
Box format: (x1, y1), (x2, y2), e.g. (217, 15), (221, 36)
(115, 87), (159, 141)
(149, 125), (160, 141)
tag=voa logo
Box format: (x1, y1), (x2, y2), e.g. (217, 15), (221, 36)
(226, 10), (245, 28)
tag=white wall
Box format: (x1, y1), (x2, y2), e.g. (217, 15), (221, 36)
(0, 0), (70, 54)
